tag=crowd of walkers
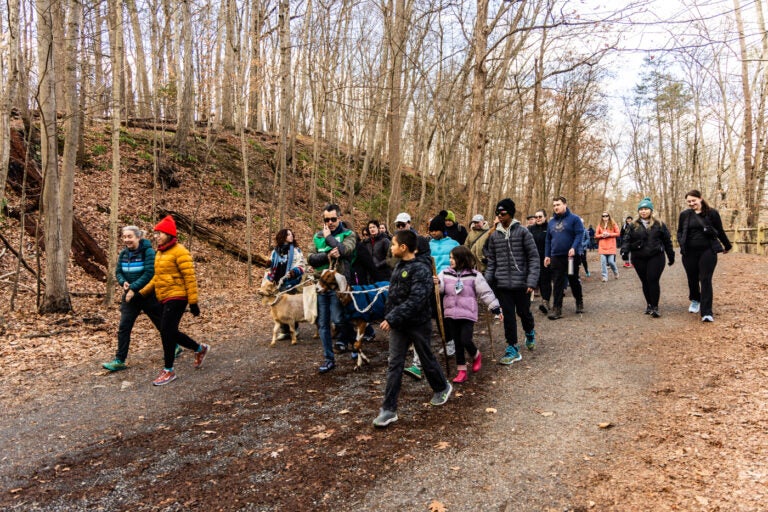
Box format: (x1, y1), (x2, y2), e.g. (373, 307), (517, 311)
(101, 189), (732, 427)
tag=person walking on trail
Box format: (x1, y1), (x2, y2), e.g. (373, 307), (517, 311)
(363, 220), (392, 283)
(676, 189), (732, 323)
(443, 210), (468, 245)
(308, 204), (358, 373)
(103, 226), (163, 372)
(620, 216), (634, 268)
(403, 214), (459, 379)
(484, 198), (539, 364)
(437, 246), (500, 383)
(266, 228), (306, 340)
(620, 198), (676, 318)
(528, 209), (553, 314)
(372, 229), (453, 428)
(596, 212), (620, 282)
(136, 215), (209, 386)
(579, 217), (591, 277)
(544, 196), (585, 320)
(465, 214), (491, 272)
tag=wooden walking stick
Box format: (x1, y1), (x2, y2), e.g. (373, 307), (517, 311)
(485, 310), (496, 361)
(431, 258), (450, 376)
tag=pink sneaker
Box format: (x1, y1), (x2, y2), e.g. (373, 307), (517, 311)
(152, 369), (177, 386)
(193, 343), (210, 369)
(452, 370), (468, 383)
(471, 351), (482, 373)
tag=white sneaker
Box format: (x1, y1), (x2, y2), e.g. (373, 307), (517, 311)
(446, 339), (456, 357)
(689, 301), (700, 313)
(701, 315), (714, 322)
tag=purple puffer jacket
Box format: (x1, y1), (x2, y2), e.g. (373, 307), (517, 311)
(439, 268), (499, 322)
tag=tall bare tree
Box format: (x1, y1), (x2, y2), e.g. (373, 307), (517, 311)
(173, 0), (194, 154)
(0, 0), (21, 206)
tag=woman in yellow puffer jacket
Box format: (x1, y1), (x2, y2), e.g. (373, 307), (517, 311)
(133, 215), (210, 386)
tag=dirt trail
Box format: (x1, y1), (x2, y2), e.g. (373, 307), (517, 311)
(1, 253), (765, 511)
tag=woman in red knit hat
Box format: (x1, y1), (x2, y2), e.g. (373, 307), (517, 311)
(130, 215), (210, 385)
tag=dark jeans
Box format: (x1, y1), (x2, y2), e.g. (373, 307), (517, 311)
(159, 299), (201, 369)
(316, 290), (352, 361)
(444, 318), (477, 366)
(550, 255), (583, 308)
(580, 252), (589, 273)
(682, 247), (718, 317)
(537, 264), (552, 302)
(496, 288), (535, 347)
(382, 321), (447, 413)
(632, 253), (666, 308)
(116, 293), (162, 362)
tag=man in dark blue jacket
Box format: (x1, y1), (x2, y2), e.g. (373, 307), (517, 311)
(544, 196), (585, 320)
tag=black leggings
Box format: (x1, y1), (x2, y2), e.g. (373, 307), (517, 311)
(682, 247), (718, 317)
(444, 318), (477, 366)
(158, 300), (201, 369)
(496, 288), (535, 347)
(632, 253), (665, 308)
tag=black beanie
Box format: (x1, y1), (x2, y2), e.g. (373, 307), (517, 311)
(495, 198), (516, 217)
(429, 215), (446, 232)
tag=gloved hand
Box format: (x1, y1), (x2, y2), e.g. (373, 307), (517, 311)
(189, 303), (200, 317)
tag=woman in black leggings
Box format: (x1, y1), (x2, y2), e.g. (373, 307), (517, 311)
(676, 189), (732, 322)
(620, 197), (675, 317)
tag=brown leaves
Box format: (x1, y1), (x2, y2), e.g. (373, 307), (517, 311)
(429, 499), (447, 512)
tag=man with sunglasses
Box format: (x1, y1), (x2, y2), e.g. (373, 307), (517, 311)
(484, 198), (539, 363)
(544, 196), (585, 319)
(308, 204), (358, 373)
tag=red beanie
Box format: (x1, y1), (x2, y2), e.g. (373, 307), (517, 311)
(154, 215), (177, 237)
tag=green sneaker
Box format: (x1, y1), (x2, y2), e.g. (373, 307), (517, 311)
(174, 345), (183, 358)
(404, 365), (423, 380)
(102, 359), (127, 372)
(499, 345), (522, 365)
(525, 330), (536, 351)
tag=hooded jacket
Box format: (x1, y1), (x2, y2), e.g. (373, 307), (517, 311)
(620, 219), (675, 264)
(139, 240), (198, 304)
(545, 207), (585, 258)
(484, 220), (540, 290)
(439, 268), (499, 322)
(384, 258), (433, 330)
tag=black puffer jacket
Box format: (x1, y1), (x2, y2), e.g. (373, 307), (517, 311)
(527, 223), (547, 264)
(384, 258), (433, 330)
(676, 208), (732, 255)
(364, 233), (392, 282)
(484, 220), (540, 290)
(621, 219), (675, 263)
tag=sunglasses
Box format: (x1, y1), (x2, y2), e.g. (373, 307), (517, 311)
(496, 211), (509, 217)
(601, 214), (609, 218)
(323, 217), (338, 223)
(535, 215), (544, 218)
(395, 222), (407, 228)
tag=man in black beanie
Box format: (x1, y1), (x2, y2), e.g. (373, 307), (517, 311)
(484, 198), (540, 363)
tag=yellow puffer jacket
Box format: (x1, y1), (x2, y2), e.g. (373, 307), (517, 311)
(139, 242), (198, 304)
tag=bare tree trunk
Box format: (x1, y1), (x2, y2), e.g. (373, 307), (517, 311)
(37, 0), (71, 314)
(173, 0), (194, 154)
(0, 0), (21, 205)
(220, 0), (237, 129)
(385, 0), (409, 221)
(60, 0), (82, 272)
(277, 0), (292, 227)
(126, 0), (151, 118)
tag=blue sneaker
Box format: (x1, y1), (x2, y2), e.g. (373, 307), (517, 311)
(319, 359), (336, 373)
(174, 345), (183, 358)
(499, 345), (522, 365)
(689, 301), (700, 314)
(524, 330), (536, 351)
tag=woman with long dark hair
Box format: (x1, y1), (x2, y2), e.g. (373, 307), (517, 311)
(677, 190), (732, 322)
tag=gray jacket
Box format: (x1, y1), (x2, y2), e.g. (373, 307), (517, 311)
(484, 220), (540, 290)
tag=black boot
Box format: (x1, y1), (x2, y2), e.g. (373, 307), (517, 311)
(575, 301), (584, 314)
(548, 307), (562, 320)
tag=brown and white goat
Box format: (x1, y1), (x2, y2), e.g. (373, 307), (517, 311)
(258, 274), (312, 347)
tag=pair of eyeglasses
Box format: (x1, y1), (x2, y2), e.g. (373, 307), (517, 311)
(395, 222), (406, 228)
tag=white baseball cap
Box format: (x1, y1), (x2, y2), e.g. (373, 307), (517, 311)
(395, 212), (411, 224)
(471, 214), (484, 223)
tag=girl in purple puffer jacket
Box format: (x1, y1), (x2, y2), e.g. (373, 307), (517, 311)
(437, 246), (500, 383)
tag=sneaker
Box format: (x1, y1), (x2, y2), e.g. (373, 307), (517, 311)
(372, 409), (398, 428)
(152, 369), (177, 386)
(445, 340), (456, 357)
(601, 277), (608, 282)
(102, 359), (126, 372)
(701, 315), (714, 322)
(538, 301), (549, 314)
(689, 301), (700, 313)
(575, 301), (584, 314)
(614, 272), (619, 279)
(430, 383), (453, 406)
(319, 359), (336, 373)
(623, 262), (632, 268)
(499, 345), (522, 365)
(404, 365), (423, 380)
(585, 271), (591, 277)
(193, 343), (210, 369)
(645, 304), (653, 315)
(334, 341), (349, 353)
(471, 351), (482, 373)
(525, 330), (536, 351)
(651, 307), (661, 318)
(547, 307), (562, 320)
(452, 370), (468, 383)
(174, 345), (184, 358)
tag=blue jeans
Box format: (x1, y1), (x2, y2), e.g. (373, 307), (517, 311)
(317, 291), (346, 361)
(600, 254), (618, 279)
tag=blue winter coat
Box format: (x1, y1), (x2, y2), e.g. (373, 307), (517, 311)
(116, 238), (155, 291)
(545, 208), (585, 257)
